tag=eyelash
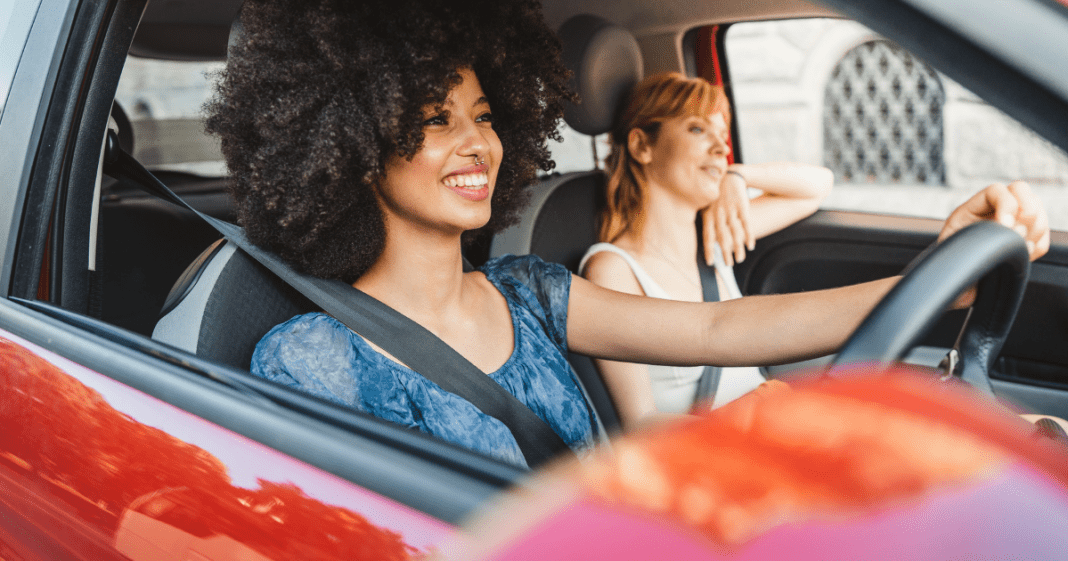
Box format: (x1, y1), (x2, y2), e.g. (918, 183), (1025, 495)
(422, 111), (494, 127)
(424, 113), (449, 127)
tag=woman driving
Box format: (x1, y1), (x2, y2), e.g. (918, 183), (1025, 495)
(206, 0), (1050, 468)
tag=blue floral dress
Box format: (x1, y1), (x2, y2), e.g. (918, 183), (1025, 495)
(250, 254), (596, 467)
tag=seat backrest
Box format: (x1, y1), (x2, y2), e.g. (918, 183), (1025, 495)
(153, 240), (315, 369)
(490, 14), (645, 434)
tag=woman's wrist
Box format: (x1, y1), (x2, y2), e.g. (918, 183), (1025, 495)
(725, 169), (746, 183)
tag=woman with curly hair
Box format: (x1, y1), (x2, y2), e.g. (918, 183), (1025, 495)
(581, 73), (834, 425)
(206, 0), (1050, 468)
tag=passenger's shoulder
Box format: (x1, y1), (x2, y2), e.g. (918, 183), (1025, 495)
(582, 250), (644, 296)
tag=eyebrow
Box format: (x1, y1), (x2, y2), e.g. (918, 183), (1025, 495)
(440, 96), (490, 110)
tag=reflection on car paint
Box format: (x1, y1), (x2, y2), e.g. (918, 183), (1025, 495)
(448, 371), (1068, 560)
(0, 331), (451, 559)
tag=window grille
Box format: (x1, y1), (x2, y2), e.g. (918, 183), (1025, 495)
(824, 40), (945, 185)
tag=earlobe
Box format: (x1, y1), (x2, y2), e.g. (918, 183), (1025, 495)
(627, 129), (653, 165)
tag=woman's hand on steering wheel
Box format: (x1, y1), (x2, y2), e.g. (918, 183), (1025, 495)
(941, 181), (1050, 258)
(702, 169), (754, 267)
(940, 181), (1050, 308)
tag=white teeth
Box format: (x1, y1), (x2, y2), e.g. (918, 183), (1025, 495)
(445, 172), (488, 188)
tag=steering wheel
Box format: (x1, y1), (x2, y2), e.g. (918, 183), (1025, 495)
(829, 221), (1030, 395)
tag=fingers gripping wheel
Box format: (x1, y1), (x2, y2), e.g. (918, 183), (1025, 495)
(830, 222), (1030, 395)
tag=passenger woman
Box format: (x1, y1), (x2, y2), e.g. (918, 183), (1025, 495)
(206, 0), (1051, 467)
(582, 73), (835, 425)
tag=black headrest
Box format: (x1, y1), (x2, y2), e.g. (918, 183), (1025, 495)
(558, 15), (643, 136)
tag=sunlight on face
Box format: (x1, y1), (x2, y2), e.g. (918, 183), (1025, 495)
(376, 68), (504, 238)
(642, 112), (731, 209)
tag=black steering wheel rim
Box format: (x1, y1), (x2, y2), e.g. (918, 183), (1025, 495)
(830, 221), (1030, 393)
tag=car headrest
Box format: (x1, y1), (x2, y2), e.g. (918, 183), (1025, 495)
(558, 14), (643, 136)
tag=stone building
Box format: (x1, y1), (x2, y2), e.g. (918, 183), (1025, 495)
(725, 19), (1068, 225)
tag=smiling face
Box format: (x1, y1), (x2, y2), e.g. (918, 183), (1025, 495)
(637, 111), (731, 210)
(375, 68), (504, 238)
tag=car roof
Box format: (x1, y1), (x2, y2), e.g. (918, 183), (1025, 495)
(130, 0), (836, 61)
(129, 0), (1068, 158)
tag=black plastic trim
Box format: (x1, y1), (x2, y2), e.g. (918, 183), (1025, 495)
(715, 24), (743, 164)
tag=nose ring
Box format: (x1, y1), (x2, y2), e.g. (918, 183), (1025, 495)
(474, 156), (486, 166)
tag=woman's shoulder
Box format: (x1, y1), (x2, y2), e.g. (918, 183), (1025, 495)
(580, 244), (645, 297)
(259, 311), (345, 342)
(480, 254), (571, 293)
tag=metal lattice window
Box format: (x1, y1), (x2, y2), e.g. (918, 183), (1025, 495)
(824, 40), (945, 185)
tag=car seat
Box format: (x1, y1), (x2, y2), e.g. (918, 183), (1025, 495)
(97, 101), (227, 335)
(491, 14), (644, 432)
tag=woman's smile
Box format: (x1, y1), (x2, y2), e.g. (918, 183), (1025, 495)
(443, 163), (491, 201)
(700, 164), (725, 183)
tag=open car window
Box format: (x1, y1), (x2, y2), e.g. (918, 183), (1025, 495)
(114, 57), (225, 177)
(722, 18), (1068, 231)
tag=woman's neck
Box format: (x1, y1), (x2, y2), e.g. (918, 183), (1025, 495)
(353, 222), (470, 323)
(622, 184), (700, 263)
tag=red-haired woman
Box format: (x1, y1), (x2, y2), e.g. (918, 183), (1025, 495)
(581, 72), (833, 425)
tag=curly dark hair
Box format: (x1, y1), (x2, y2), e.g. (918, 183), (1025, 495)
(205, 0), (573, 282)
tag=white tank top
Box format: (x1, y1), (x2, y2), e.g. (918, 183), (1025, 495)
(579, 242), (765, 412)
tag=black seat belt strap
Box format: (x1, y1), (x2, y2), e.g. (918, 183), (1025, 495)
(104, 132), (573, 468)
(694, 225), (722, 407)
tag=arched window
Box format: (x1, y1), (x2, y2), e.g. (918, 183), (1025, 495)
(824, 40), (945, 185)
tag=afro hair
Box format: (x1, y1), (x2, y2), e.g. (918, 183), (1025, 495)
(205, 0), (573, 281)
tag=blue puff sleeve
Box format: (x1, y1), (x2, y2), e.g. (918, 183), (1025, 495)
(480, 254), (572, 353)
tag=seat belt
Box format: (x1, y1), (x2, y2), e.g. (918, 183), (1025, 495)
(693, 228), (722, 408)
(103, 132), (574, 469)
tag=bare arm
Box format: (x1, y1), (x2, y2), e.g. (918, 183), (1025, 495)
(737, 162), (834, 239)
(568, 272), (898, 367)
(704, 162), (834, 266)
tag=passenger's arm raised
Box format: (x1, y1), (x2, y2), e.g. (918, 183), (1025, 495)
(702, 162), (833, 266)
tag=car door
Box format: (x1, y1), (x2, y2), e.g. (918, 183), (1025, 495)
(0, 1), (514, 557)
(702, 5), (1068, 419)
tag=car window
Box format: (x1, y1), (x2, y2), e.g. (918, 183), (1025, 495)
(722, 18), (1068, 231)
(546, 123), (608, 175)
(114, 56), (225, 176)
(0, 0), (43, 119)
